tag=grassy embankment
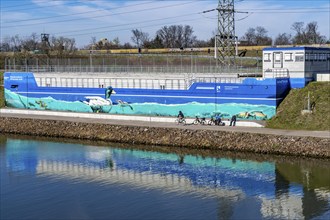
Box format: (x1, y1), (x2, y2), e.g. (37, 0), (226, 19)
(266, 82), (330, 131)
(0, 72), (4, 108)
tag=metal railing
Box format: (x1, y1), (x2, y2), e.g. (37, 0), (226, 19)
(34, 74), (246, 90)
(263, 68), (289, 78)
(6, 64), (261, 75)
(35, 76), (193, 90)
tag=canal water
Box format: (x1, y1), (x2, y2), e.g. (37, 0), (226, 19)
(1, 135), (329, 220)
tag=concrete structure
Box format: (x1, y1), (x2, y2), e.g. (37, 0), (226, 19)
(263, 46), (330, 88)
(0, 108), (265, 127)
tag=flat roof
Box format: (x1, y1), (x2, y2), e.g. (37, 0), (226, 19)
(263, 46), (330, 52)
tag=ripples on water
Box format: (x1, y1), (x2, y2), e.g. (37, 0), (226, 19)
(0, 135), (329, 220)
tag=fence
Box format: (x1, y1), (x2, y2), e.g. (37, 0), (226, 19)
(4, 55), (262, 75)
(35, 76), (192, 90)
(34, 75), (244, 90)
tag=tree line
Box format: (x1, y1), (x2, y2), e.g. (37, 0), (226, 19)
(0, 21), (328, 53)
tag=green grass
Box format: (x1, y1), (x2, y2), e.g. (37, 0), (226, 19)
(266, 82), (330, 131)
(0, 72), (4, 108)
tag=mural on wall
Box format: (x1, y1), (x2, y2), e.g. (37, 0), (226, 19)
(5, 89), (274, 120)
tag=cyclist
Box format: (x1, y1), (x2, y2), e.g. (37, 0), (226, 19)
(178, 111), (184, 120)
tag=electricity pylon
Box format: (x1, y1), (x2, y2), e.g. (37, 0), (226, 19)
(216, 0), (236, 66)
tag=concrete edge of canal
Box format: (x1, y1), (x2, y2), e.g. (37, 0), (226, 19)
(0, 108), (329, 159)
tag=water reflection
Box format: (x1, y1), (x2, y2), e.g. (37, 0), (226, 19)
(1, 136), (329, 220)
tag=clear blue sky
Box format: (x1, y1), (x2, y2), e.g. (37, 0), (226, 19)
(1, 0), (329, 48)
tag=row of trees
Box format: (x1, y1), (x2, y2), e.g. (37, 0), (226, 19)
(0, 33), (76, 54)
(0, 21), (328, 53)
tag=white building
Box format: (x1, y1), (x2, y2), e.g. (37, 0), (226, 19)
(263, 46), (330, 88)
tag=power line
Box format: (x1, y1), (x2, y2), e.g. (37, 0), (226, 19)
(55, 12), (199, 35)
(3, 1), (157, 23)
(248, 10), (329, 13)
(236, 7), (329, 11)
(1, 1), (197, 28)
(1, 1), (79, 12)
(61, 17), (204, 38)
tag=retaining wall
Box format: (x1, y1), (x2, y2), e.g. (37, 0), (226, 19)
(0, 117), (329, 158)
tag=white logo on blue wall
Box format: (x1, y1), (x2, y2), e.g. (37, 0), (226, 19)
(216, 86), (221, 92)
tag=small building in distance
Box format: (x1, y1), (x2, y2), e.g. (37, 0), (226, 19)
(262, 46), (330, 88)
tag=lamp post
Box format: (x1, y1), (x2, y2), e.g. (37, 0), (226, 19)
(89, 50), (93, 72)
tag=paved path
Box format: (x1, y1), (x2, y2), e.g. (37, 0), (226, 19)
(1, 108), (329, 139)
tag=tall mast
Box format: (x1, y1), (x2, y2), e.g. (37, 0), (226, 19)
(216, 0), (236, 66)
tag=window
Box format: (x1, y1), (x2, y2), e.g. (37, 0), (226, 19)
(315, 54), (320, 61)
(264, 53), (271, 62)
(295, 53), (304, 62)
(284, 53), (293, 61)
(274, 53), (282, 63)
(320, 53), (327, 61)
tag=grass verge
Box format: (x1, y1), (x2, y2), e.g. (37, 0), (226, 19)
(0, 72), (4, 108)
(266, 81), (330, 131)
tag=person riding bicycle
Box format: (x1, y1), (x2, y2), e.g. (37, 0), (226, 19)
(178, 111), (184, 119)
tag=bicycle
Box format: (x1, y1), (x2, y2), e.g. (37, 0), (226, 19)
(175, 117), (186, 125)
(193, 116), (206, 125)
(208, 117), (216, 125)
(208, 116), (225, 126)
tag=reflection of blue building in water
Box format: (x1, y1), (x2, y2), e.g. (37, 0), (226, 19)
(4, 139), (330, 219)
(5, 139), (299, 199)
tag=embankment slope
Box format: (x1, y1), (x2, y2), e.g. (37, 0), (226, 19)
(267, 82), (330, 131)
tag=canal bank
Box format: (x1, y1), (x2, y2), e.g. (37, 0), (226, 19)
(0, 109), (329, 159)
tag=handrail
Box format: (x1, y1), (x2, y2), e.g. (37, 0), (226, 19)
(263, 68), (289, 78)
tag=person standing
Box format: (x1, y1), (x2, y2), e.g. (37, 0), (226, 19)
(230, 115), (236, 126)
(215, 114), (221, 125)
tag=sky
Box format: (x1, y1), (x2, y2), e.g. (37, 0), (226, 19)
(1, 0), (329, 48)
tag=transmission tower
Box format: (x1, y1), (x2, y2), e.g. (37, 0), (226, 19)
(216, 0), (236, 66)
(41, 33), (50, 54)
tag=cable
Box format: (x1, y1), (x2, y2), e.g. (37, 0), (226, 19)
(2, 1), (79, 12)
(248, 10), (329, 14)
(3, 1), (157, 23)
(62, 16), (204, 38)
(1, 1), (197, 28)
(236, 7), (329, 11)
(55, 12), (199, 35)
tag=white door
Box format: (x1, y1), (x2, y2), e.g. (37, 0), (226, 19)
(273, 52), (283, 68)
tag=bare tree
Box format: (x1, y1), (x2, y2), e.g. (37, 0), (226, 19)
(182, 25), (196, 47)
(291, 22), (305, 44)
(274, 33), (292, 45)
(240, 27), (256, 45)
(156, 25), (196, 48)
(240, 26), (271, 45)
(21, 33), (39, 51)
(50, 36), (76, 55)
(131, 29), (149, 47)
(255, 26), (272, 45)
(156, 26), (172, 47)
(0, 36), (11, 52)
(305, 21), (326, 44)
(10, 35), (23, 52)
(291, 21), (326, 44)
(112, 37), (120, 48)
(143, 34), (162, 48)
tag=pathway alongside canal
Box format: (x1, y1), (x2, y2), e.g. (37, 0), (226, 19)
(0, 108), (329, 158)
